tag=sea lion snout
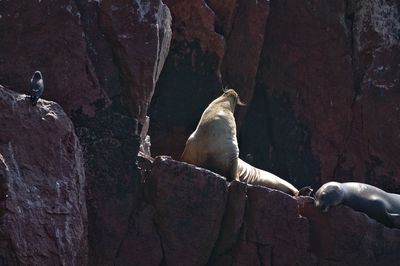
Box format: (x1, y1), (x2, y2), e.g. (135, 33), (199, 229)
(315, 199), (329, 212)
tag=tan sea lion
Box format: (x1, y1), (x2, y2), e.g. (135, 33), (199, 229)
(180, 89), (244, 181)
(315, 181), (400, 228)
(180, 89), (306, 196)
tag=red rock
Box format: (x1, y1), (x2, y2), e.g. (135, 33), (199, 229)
(148, 156), (228, 266)
(88, 0), (172, 124)
(114, 203), (163, 266)
(299, 197), (400, 265)
(0, 87), (87, 265)
(220, 0), (270, 125)
(0, 0), (107, 117)
(62, 1), (172, 264)
(240, 0), (400, 191)
(0, 0), (172, 126)
(212, 181), (247, 258)
(205, 0), (237, 36)
(164, 0), (224, 60)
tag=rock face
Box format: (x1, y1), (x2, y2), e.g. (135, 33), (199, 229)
(148, 157), (227, 266)
(0, 0), (105, 116)
(108, 156), (400, 265)
(0, 87), (87, 265)
(0, 0), (172, 124)
(0, 1), (172, 264)
(300, 198), (400, 265)
(149, 0), (400, 196)
(1, 0), (399, 265)
(239, 0), (400, 191)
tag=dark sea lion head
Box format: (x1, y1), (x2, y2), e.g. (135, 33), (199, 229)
(315, 182), (345, 213)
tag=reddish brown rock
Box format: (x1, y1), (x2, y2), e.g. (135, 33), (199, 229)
(147, 160), (400, 265)
(300, 197), (400, 265)
(0, 0), (107, 117)
(212, 181), (247, 258)
(240, 0), (400, 191)
(164, 0), (224, 60)
(148, 156), (228, 266)
(220, 0), (270, 125)
(80, 0), (172, 124)
(0, 87), (87, 265)
(205, 0), (237, 36)
(0, 0), (172, 125)
(211, 184), (315, 265)
(56, 1), (170, 264)
(346, 0), (400, 190)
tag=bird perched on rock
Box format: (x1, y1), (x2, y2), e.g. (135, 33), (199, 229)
(30, 70), (44, 106)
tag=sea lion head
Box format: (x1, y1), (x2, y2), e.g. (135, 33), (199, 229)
(221, 88), (245, 109)
(314, 182), (345, 213)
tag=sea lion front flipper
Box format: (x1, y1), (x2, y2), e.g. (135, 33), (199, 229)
(298, 186), (313, 197)
(387, 212), (400, 227)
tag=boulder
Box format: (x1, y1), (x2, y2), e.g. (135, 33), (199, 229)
(148, 156), (228, 266)
(300, 197), (400, 265)
(0, 87), (87, 265)
(0, 0), (106, 117)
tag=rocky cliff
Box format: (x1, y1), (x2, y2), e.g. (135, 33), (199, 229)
(0, 87), (87, 265)
(0, 0), (399, 265)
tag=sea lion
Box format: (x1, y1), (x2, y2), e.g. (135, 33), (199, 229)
(180, 89), (244, 181)
(30, 70), (44, 106)
(315, 181), (400, 227)
(180, 89), (306, 196)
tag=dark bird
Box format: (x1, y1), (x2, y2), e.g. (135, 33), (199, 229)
(30, 70), (44, 106)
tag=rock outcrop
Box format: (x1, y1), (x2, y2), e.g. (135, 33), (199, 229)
(0, 87), (87, 265)
(137, 157), (400, 265)
(149, 0), (400, 196)
(0, 0), (399, 265)
(0, 1), (172, 264)
(240, 0), (400, 191)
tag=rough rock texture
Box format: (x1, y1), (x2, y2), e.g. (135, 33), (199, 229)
(0, 87), (87, 265)
(0, 0), (106, 116)
(0, 0), (171, 124)
(219, 0), (270, 125)
(0, 1), (172, 264)
(151, 159), (400, 266)
(148, 156), (228, 266)
(1, 0), (400, 265)
(240, 0), (400, 191)
(211, 183), (315, 266)
(134, 157), (400, 265)
(76, 0), (172, 124)
(300, 197), (400, 265)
